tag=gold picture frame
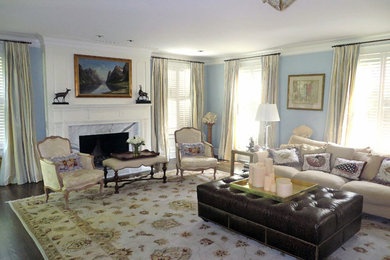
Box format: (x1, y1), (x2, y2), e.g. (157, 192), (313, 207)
(287, 74), (325, 110)
(74, 54), (132, 98)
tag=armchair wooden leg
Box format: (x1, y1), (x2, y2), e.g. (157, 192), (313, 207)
(180, 169), (184, 181)
(213, 167), (217, 180)
(64, 191), (70, 210)
(176, 165), (179, 175)
(201, 170), (204, 173)
(44, 187), (49, 203)
(99, 180), (104, 195)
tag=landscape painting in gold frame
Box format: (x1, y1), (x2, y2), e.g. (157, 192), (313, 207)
(287, 74), (325, 110)
(74, 54), (132, 98)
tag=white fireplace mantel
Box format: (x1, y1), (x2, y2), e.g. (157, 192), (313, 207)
(48, 103), (152, 149)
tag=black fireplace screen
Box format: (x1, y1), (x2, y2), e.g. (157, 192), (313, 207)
(79, 132), (129, 167)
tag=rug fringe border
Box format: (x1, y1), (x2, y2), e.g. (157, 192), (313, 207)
(8, 201), (49, 260)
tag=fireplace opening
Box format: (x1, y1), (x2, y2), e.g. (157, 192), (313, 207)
(79, 132), (129, 168)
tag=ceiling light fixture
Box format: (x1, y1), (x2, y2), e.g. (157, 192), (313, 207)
(262, 0), (296, 11)
(128, 40), (133, 43)
(96, 34), (104, 38)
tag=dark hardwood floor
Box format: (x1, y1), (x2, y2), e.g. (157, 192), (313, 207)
(0, 181), (45, 260)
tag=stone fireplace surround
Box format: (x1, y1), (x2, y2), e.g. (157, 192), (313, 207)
(47, 103), (152, 176)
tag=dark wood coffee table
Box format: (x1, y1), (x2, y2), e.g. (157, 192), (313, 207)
(103, 154), (168, 193)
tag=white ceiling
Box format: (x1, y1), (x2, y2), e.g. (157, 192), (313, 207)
(1, 0), (390, 58)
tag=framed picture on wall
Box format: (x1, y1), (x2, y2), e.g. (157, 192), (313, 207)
(74, 54), (132, 98)
(287, 74), (325, 110)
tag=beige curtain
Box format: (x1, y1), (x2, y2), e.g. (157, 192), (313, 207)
(0, 42), (41, 185)
(324, 44), (360, 144)
(151, 58), (169, 157)
(261, 54), (280, 148)
(190, 62), (204, 130)
(218, 60), (239, 160)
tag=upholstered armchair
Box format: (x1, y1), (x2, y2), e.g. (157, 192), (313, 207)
(175, 127), (218, 180)
(37, 136), (104, 209)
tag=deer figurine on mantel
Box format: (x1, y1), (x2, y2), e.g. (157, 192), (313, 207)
(53, 88), (70, 104)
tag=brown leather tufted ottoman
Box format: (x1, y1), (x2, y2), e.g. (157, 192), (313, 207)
(197, 175), (363, 260)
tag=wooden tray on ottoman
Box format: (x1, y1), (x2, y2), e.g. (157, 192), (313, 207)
(230, 176), (318, 202)
(110, 150), (159, 161)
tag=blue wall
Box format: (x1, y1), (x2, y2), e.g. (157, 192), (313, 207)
(204, 64), (224, 149)
(204, 50), (334, 151)
(278, 51), (333, 144)
(30, 47), (46, 142)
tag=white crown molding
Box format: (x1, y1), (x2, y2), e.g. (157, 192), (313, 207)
(202, 32), (390, 65)
(42, 36), (153, 57)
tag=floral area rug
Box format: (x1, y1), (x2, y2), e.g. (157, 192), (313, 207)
(9, 170), (390, 260)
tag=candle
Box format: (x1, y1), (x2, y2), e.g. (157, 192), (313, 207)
(256, 151), (268, 164)
(265, 158), (273, 175)
(264, 176), (271, 191)
(252, 164), (265, 188)
(276, 178), (293, 197)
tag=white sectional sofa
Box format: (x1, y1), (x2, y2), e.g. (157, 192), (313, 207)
(272, 135), (390, 219)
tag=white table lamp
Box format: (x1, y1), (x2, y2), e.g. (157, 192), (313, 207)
(256, 104), (280, 149)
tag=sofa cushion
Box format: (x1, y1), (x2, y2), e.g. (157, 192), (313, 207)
(274, 165), (300, 178)
(288, 135), (327, 147)
(353, 152), (385, 181)
(293, 170), (350, 189)
(302, 153), (331, 172)
(341, 180), (390, 206)
(330, 158), (366, 180)
(325, 143), (355, 168)
(372, 158), (390, 186)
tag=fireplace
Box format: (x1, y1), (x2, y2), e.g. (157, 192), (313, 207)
(79, 132), (129, 168)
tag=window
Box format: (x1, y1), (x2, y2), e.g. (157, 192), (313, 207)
(0, 43), (5, 155)
(167, 61), (191, 158)
(234, 59), (262, 150)
(345, 45), (390, 153)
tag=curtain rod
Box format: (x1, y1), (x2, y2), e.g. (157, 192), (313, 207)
(0, 39), (32, 44)
(332, 38), (390, 48)
(151, 56), (204, 64)
(224, 52), (281, 62)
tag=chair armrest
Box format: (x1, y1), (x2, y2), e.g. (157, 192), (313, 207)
(202, 141), (214, 157)
(175, 143), (182, 166)
(40, 159), (62, 191)
(78, 153), (95, 170)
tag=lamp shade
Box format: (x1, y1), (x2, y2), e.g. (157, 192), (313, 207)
(256, 104), (280, 122)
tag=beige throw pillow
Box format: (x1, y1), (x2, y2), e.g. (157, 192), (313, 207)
(300, 144), (327, 159)
(326, 143), (355, 168)
(288, 135), (327, 147)
(353, 152), (386, 181)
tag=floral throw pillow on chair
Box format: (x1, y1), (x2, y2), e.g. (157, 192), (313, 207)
(51, 153), (83, 173)
(179, 143), (205, 157)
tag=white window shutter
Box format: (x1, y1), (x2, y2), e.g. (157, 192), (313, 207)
(0, 43), (5, 154)
(347, 48), (390, 153)
(167, 61), (191, 158)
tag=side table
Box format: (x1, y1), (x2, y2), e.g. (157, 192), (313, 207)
(230, 149), (255, 176)
(103, 155), (168, 193)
